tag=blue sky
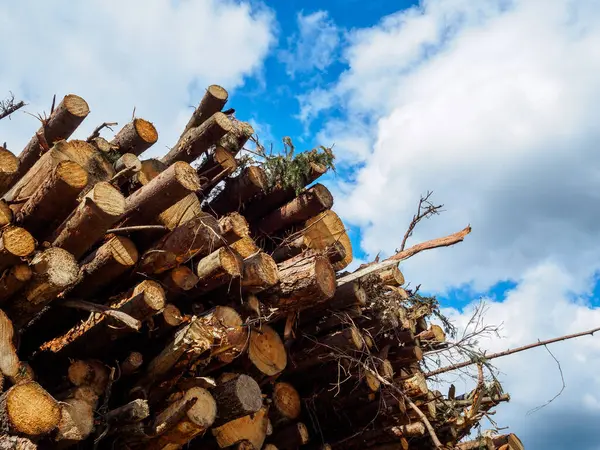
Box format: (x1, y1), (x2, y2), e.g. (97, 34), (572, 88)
(0, 0), (600, 448)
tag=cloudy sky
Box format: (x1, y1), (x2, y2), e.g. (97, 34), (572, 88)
(0, 0), (599, 447)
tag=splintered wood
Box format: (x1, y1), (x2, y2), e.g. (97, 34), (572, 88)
(0, 84), (525, 450)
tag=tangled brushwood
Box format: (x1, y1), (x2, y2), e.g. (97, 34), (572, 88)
(0, 84), (551, 450)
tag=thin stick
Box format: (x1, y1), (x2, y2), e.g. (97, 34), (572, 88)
(425, 325), (600, 378)
(61, 300), (141, 331)
(87, 122), (118, 142)
(0, 100), (25, 121)
(106, 225), (167, 234)
(337, 226), (472, 285)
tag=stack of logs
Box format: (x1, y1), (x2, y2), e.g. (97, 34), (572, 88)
(0, 87), (523, 450)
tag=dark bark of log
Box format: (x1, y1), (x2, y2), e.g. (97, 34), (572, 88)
(15, 94), (89, 182)
(243, 163), (327, 222)
(268, 422), (310, 449)
(218, 121), (254, 156)
(106, 399), (150, 423)
(138, 212), (222, 275)
(163, 112), (232, 166)
(219, 212), (250, 244)
(122, 161), (201, 226)
(120, 351), (144, 376)
(16, 160), (88, 241)
(112, 153), (142, 188)
(256, 184), (334, 236)
(0, 226), (35, 272)
(69, 235), (138, 297)
(269, 382), (301, 428)
(263, 251), (336, 312)
(52, 181), (125, 259)
(208, 166), (268, 217)
(6, 248), (79, 329)
(0, 148), (19, 197)
(301, 305), (363, 337)
(110, 118), (158, 157)
(181, 85), (228, 137)
(196, 146), (238, 182)
(0, 381), (61, 437)
(212, 374), (263, 426)
(0, 264), (31, 304)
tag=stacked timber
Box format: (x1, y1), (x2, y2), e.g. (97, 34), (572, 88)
(0, 87), (522, 450)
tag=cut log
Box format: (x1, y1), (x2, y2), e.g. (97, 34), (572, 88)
(212, 374), (263, 425)
(110, 118), (158, 156)
(208, 166), (268, 217)
(0, 201), (12, 227)
(6, 248), (78, 329)
(219, 212), (250, 244)
(112, 153), (142, 188)
(196, 146), (238, 181)
(301, 305), (362, 337)
(268, 422), (310, 449)
(243, 163), (327, 222)
(218, 121), (254, 156)
(121, 351), (144, 376)
(70, 235), (138, 297)
(162, 112), (232, 165)
(40, 280), (165, 356)
(231, 236), (260, 258)
(88, 136), (114, 154)
(240, 252), (279, 294)
(0, 264), (32, 304)
(212, 406), (269, 450)
(122, 161), (202, 226)
(148, 387), (217, 449)
(264, 251), (335, 312)
(195, 247), (242, 294)
(272, 237), (346, 266)
(52, 181), (125, 259)
(158, 193), (202, 231)
(67, 359), (109, 396)
(256, 184), (334, 236)
(149, 304), (185, 338)
(247, 325), (287, 377)
(491, 434), (524, 450)
(0, 309), (19, 378)
(161, 266), (199, 298)
(16, 160), (88, 240)
(269, 382), (301, 427)
(138, 212), (222, 275)
(377, 265), (404, 287)
(0, 435), (37, 450)
(181, 85), (229, 137)
(0, 381), (61, 437)
(417, 324), (446, 343)
(299, 282), (365, 325)
(15, 94), (89, 182)
(398, 372), (428, 398)
(54, 397), (94, 444)
(0, 226), (35, 272)
(106, 399), (150, 424)
(0, 148), (18, 197)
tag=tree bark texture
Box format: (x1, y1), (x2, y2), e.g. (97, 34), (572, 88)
(181, 85), (228, 137)
(208, 165), (267, 217)
(110, 118), (158, 157)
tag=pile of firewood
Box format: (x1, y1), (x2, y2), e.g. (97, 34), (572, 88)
(0, 87), (523, 450)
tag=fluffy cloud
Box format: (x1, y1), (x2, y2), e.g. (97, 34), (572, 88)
(0, 0), (274, 158)
(279, 11), (340, 78)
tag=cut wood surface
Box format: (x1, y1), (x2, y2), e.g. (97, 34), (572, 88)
(110, 118), (158, 156)
(211, 373), (263, 425)
(158, 193), (202, 231)
(0, 147), (19, 197)
(194, 247), (242, 294)
(0, 226), (35, 272)
(240, 252), (280, 294)
(181, 85), (228, 137)
(247, 325), (287, 377)
(270, 382), (301, 427)
(212, 406), (269, 450)
(219, 212), (250, 244)
(0, 309), (19, 378)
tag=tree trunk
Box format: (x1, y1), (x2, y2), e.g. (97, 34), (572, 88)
(158, 193), (202, 230)
(69, 235), (138, 297)
(122, 161), (202, 226)
(161, 266), (199, 299)
(110, 118), (158, 157)
(0, 148), (19, 197)
(240, 252), (280, 294)
(256, 184), (334, 236)
(263, 251), (336, 312)
(162, 112), (232, 166)
(269, 382), (301, 428)
(218, 121), (254, 156)
(15, 94), (89, 182)
(52, 181), (125, 259)
(208, 166), (267, 217)
(0, 309), (19, 379)
(194, 247), (243, 294)
(219, 213), (250, 244)
(212, 374), (263, 426)
(0, 381), (61, 438)
(231, 236), (261, 258)
(0, 226), (35, 272)
(6, 248), (79, 329)
(0, 264), (32, 304)
(211, 406), (269, 450)
(181, 85), (228, 137)
(120, 351), (144, 376)
(54, 397), (94, 445)
(138, 212), (222, 275)
(16, 160), (88, 240)
(147, 387), (217, 450)
(268, 422), (310, 449)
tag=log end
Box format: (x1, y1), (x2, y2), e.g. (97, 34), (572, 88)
(12, 264), (32, 283)
(89, 181), (126, 217)
(0, 201), (12, 227)
(5, 382), (61, 437)
(248, 325), (287, 376)
(169, 266), (199, 291)
(208, 85), (229, 103)
(57, 160), (89, 189)
(108, 235), (139, 267)
(0, 147), (18, 177)
(314, 255), (336, 300)
(64, 94), (90, 118)
(134, 118), (159, 144)
(2, 226), (35, 258)
(272, 382), (301, 421)
(186, 387), (217, 428)
(132, 280), (167, 313)
(31, 247), (79, 288)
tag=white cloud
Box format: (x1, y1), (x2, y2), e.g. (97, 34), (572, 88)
(279, 11), (340, 78)
(0, 0), (275, 159)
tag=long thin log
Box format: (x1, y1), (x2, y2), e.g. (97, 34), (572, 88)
(110, 118), (158, 157)
(181, 85), (228, 137)
(425, 325), (600, 378)
(0, 99), (25, 121)
(337, 226), (472, 286)
(61, 300), (141, 331)
(208, 165), (267, 217)
(0, 226), (35, 272)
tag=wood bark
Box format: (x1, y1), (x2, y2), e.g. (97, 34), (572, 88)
(219, 212), (250, 244)
(15, 94), (89, 182)
(120, 351), (144, 376)
(16, 160), (88, 240)
(0, 226), (35, 272)
(269, 382), (301, 427)
(0, 147), (19, 197)
(162, 112), (232, 166)
(263, 251), (336, 312)
(69, 235), (138, 297)
(0, 309), (19, 379)
(0, 264), (32, 304)
(110, 118), (158, 156)
(218, 121), (254, 156)
(106, 399), (150, 423)
(268, 422), (310, 449)
(138, 212), (222, 275)
(256, 183), (334, 236)
(112, 153), (142, 188)
(211, 406), (269, 450)
(301, 305), (363, 337)
(194, 247), (243, 294)
(6, 248), (79, 329)
(212, 374), (263, 425)
(240, 252), (279, 294)
(122, 161), (202, 226)
(52, 181), (125, 259)
(196, 146), (238, 182)
(181, 85), (229, 137)
(161, 266), (199, 298)
(0, 435), (37, 450)
(0, 381), (61, 437)
(208, 166), (267, 217)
